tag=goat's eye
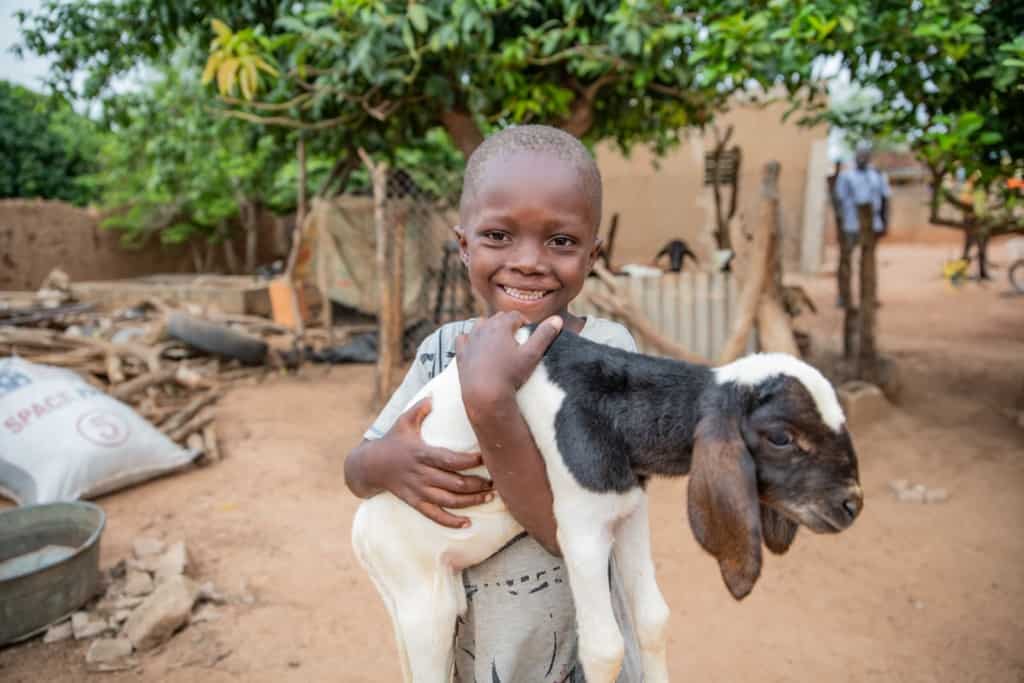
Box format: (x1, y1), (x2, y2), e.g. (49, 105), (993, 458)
(766, 430), (793, 447)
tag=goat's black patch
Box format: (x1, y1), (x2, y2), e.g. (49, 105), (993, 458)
(541, 330), (714, 493)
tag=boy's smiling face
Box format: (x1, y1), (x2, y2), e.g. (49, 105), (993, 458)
(456, 150), (600, 328)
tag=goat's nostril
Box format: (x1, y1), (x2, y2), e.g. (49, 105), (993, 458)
(842, 498), (861, 519)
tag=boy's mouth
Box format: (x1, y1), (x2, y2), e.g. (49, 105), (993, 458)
(499, 286), (551, 302)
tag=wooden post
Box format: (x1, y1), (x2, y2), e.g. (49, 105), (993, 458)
(831, 163), (857, 359)
(752, 161), (800, 357)
(360, 149), (397, 406)
(390, 203), (406, 383)
(855, 203), (878, 380)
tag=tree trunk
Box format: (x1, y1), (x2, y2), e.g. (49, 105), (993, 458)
(855, 203), (879, 380)
(296, 135), (308, 229)
(202, 241), (217, 273)
(223, 237), (240, 274)
(977, 232), (991, 280)
(440, 108), (485, 158)
(190, 242), (204, 273)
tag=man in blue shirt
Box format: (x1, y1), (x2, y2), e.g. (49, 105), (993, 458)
(833, 147), (891, 307)
(835, 147), (892, 244)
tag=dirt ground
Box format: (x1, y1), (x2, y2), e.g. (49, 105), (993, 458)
(2, 242), (1023, 682)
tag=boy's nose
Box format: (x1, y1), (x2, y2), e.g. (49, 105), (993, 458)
(508, 244), (549, 273)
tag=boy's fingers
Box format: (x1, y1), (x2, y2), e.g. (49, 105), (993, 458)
(403, 397), (434, 429)
(425, 487), (493, 511)
(517, 315), (563, 364)
(429, 470), (492, 495)
(424, 447), (483, 472)
(414, 500), (472, 529)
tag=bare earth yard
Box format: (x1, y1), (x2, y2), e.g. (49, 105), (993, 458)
(2, 243), (1023, 682)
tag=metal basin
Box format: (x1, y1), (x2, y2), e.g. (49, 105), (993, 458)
(0, 502), (105, 645)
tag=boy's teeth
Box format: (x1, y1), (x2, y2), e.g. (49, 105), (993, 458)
(503, 287), (546, 301)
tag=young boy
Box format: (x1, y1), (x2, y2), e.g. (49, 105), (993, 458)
(345, 125), (642, 682)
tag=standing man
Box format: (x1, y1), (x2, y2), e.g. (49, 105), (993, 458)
(833, 145), (892, 307)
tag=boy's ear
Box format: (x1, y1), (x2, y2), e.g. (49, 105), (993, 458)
(453, 225), (470, 266)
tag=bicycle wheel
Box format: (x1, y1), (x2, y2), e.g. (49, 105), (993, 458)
(1010, 259), (1024, 294)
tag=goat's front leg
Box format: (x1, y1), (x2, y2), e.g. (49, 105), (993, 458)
(613, 496), (670, 682)
(558, 522), (624, 683)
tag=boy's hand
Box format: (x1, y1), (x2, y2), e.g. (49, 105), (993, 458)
(365, 397), (494, 528)
(455, 312), (563, 405)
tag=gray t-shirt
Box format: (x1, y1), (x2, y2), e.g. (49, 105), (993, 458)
(364, 317), (644, 683)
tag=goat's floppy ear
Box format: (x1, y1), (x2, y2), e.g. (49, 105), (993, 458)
(760, 505), (798, 555)
(687, 415), (762, 600)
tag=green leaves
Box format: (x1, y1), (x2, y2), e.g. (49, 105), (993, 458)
(408, 4), (428, 33)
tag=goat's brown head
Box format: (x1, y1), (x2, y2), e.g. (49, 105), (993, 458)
(687, 353), (862, 600)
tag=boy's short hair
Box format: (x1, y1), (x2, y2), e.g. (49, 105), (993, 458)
(459, 125), (603, 229)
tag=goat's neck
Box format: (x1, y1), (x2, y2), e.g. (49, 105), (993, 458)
(544, 332), (714, 480)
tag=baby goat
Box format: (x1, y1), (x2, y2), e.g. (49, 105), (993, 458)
(352, 329), (862, 683)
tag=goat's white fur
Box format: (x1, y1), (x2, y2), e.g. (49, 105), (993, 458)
(714, 352), (846, 431)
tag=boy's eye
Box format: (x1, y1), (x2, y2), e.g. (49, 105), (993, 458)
(482, 230), (509, 242)
(548, 235), (577, 248)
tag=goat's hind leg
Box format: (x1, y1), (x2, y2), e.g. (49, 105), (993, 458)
(558, 521), (625, 683)
(390, 567), (462, 683)
(613, 496), (670, 683)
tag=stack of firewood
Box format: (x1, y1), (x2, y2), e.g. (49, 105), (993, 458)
(0, 299), (285, 460)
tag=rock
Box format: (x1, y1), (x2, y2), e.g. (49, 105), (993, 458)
(112, 609), (133, 624)
(155, 541), (189, 583)
(925, 488), (949, 503)
(123, 575), (199, 652)
(124, 570), (154, 597)
(43, 621), (73, 643)
(86, 638), (133, 665)
(132, 537), (165, 559)
(198, 582), (227, 605)
(71, 612), (109, 640)
(887, 479), (909, 495)
(111, 596), (145, 610)
(896, 484), (926, 504)
(192, 605), (221, 624)
(838, 381), (891, 431)
(127, 556), (160, 574)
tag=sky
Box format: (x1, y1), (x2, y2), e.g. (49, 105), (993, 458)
(1, 0), (55, 91)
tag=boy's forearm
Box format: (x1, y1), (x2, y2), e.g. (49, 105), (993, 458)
(466, 394), (561, 556)
(344, 440), (383, 499)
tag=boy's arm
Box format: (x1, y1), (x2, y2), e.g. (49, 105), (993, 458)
(455, 313), (565, 556)
(344, 399), (495, 528)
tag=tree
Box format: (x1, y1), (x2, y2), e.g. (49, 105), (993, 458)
(796, 0), (1024, 278)
(0, 81), (99, 205)
(201, 1), (842, 161)
(86, 66), (291, 272)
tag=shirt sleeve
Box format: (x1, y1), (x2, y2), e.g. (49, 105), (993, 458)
(879, 171), (892, 198)
(362, 331), (436, 441)
(585, 318), (638, 353)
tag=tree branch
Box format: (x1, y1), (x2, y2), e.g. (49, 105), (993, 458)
(440, 107), (485, 158)
(211, 107), (352, 130)
(561, 73), (617, 138)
